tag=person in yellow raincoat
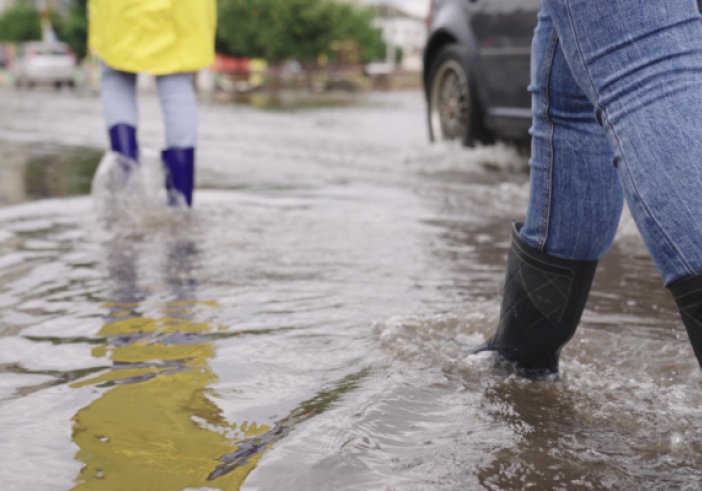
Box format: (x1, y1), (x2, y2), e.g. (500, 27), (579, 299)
(88, 0), (217, 207)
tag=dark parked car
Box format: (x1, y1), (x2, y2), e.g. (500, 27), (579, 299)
(423, 0), (540, 147)
(424, 0), (702, 147)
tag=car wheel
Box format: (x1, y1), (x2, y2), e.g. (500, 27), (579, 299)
(427, 44), (482, 146)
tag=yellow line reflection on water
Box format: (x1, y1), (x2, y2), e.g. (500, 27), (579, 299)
(69, 307), (269, 491)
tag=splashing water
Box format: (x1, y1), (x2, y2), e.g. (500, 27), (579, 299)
(90, 152), (190, 232)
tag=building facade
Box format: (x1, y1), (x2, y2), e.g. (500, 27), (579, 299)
(371, 4), (427, 72)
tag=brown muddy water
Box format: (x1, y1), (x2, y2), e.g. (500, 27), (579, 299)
(0, 88), (701, 490)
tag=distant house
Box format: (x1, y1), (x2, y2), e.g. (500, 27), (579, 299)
(370, 4), (427, 72)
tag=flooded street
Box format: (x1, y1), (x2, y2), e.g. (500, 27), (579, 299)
(0, 87), (701, 490)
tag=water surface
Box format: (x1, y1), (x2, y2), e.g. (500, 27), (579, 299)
(0, 88), (700, 490)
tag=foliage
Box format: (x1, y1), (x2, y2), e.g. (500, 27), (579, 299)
(0, 0), (87, 59)
(326, 4), (384, 64)
(55, 0), (88, 60)
(0, 0), (42, 43)
(216, 0), (384, 64)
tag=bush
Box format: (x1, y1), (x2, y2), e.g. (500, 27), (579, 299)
(217, 0), (383, 65)
(56, 0), (88, 61)
(0, 1), (42, 43)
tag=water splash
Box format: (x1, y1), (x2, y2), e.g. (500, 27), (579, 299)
(90, 152), (191, 235)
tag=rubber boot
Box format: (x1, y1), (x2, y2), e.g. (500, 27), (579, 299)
(669, 274), (702, 370)
(162, 147), (195, 207)
(476, 223), (598, 378)
(109, 124), (139, 161)
(98, 124), (139, 194)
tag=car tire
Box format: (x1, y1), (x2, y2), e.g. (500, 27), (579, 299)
(427, 44), (486, 147)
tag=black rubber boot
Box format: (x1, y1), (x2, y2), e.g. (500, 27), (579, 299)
(669, 274), (702, 370)
(477, 223), (598, 379)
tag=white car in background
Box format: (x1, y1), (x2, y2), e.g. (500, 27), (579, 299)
(13, 42), (76, 89)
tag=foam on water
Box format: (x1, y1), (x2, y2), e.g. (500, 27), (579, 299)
(90, 151), (194, 236)
(369, 303), (702, 489)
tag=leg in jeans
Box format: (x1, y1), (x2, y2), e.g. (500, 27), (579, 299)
(156, 73), (198, 207)
(100, 63), (139, 160)
(481, 6), (623, 378)
(543, 0), (702, 370)
(542, 0), (702, 285)
(485, 0), (702, 376)
(156, 73), (198, 149)
(520, 7), (624, 260)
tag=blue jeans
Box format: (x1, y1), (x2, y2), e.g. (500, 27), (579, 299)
(520, 0), (702, 286)
(100, 63), (198, 148)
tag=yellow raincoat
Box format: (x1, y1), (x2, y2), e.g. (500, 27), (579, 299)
(88, 0), (217, 75)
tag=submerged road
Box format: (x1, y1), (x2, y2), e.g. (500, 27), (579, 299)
(0, 87), (700, 490)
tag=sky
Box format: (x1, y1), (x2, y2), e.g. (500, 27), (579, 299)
(364, 0), (430, 18)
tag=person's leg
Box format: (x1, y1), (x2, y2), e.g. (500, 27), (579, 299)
(156, 73), (198, 149)
(541, 0), (702, 285)
(540, 0), (702, 370)
(520, 10), (624, 260)
(155, 73), (198, 207)
(100, 63), (139, 161)
(480, 7), (624, 378)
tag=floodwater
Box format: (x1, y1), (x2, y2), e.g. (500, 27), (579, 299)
(0, 88), (701, 491)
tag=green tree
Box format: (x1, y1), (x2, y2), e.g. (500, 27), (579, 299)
(55, 0), (88, 60)
(217, 0), (383, 64)
(0, 1), (42, 43)
(327, 4), (384, 64)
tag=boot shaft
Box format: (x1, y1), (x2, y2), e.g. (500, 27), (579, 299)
(490, 223), (598, 377)
(162, 147), (195, 207)
(109, 124), (139, 162)
(669, 274), (702, 369)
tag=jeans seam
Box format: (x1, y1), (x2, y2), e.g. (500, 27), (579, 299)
(539, 30), (560, 251)
(561, 0), (695, 278)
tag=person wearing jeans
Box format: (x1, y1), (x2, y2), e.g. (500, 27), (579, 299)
(88, 0), (217, 207)
(478, 0), (702, 378)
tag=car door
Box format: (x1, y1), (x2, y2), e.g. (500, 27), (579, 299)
(468, 0), (540, 119)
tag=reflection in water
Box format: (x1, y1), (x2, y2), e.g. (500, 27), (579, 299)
(69, 237), (269, 490)
(208, 369), (367, 481)
(0, 140), (101, 206)
(475, 381), (594, 490)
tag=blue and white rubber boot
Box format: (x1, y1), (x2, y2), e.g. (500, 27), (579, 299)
(108, 123), (139, 190)
(109, 123), (139, 161)
(162, 147), (195, 207)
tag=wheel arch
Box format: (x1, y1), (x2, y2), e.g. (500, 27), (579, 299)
(423, 30), (459, 98)
(423, 23), (492, 121)
(424, 35), (495, 145)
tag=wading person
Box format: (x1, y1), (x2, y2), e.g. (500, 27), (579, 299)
(88, 0), (216, 207)
(478, 0), (702, 378)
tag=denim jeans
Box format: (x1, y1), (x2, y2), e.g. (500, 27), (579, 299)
(519, 0), (702, 286)
(100, 63), (198, 148)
